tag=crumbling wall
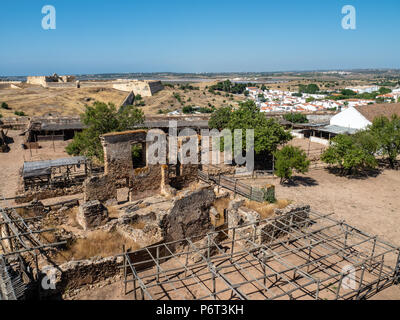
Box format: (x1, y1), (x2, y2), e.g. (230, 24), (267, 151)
(259, 204), (310, 244)
(83, 175), (117, 203)
(41, 256), (123, 297)
(160, 186), (215, 244)
(130, 165), (166, 195)
(101, 130), (148, 181)
(16, 185), (83, 204)
(77, 200), (109, 230)
(227, 201), (311, 247)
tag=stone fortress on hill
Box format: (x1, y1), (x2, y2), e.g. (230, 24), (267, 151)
(112, 80), (164, 97)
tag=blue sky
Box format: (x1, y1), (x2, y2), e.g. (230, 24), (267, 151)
(0, 0), (399, 76)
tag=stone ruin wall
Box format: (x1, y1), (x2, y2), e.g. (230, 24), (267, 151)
(113, 80), (163, 97)
(15, 185), (83, 204)
(27, 75), (76, 87)
(227, 202), (311, 248)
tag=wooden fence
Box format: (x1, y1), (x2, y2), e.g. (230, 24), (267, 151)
(198, 170), (265, 202)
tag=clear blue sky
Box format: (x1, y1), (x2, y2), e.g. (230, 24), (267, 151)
(0, 0), (399, 76)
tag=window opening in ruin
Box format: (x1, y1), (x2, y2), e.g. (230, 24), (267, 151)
(131, 143), (146, 169)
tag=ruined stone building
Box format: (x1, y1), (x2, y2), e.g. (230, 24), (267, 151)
(113, 80), (164, 97)
(26, 73), (76, 87)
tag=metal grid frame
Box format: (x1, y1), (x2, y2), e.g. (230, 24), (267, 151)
(122, 210), (400, 300)
(0, 196), (66, 300)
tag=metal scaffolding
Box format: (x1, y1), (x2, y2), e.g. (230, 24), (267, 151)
(0, 195), (66, 300)
(122, 210), (400, 300)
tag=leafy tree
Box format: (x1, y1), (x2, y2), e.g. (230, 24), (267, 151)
(379, 87), (392, 95)
(340, 89), (357, 97)
(226, 101), (292, 155)
(208, 106), (232, 130)
(321, 133), (378, 175)
(274, 146), (310, 184)
(370, 115), (400, 168)
(283, 113), (309, 124)
(66, 101), (144, 162)
(298, 84), (319, 94)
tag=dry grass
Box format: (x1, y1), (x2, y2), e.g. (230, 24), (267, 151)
(54, 230), (139, 263)
(130, 220), (146, 230)
(244, 199), (291, 219)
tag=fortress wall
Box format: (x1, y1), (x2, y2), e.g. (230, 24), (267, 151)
(113, 81), (163, 97)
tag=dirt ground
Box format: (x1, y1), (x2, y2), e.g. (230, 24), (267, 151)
(0, 86), (128, 117)
(0, 130), (70, 199)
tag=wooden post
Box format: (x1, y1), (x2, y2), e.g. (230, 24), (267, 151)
(123, 245), (127, 295)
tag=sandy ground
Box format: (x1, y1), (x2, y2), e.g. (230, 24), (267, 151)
(0, 130), (70, 199)
(245, 169), (400, 247)
(0, 86), (128, 117)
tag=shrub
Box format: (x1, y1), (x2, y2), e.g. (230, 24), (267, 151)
(1, 102), (11, 110)
(321, 133), (378, 174)
(283, 113), (309, 124)
(370, 115), (400, 168)
(274, 146), (310, 184)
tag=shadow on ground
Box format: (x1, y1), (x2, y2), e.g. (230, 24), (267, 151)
(283, 176), (319, 187)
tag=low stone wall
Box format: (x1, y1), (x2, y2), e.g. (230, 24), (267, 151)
(227, 201), (311, 247)
(16, 185), (83, 204)
(42, 256), (123, 297)
(130, 165), (166, 195)
(84, 175), (117, 203)
(259, 204), (310, 244)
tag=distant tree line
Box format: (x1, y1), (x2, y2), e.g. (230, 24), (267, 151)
(209, 80), (255, 95)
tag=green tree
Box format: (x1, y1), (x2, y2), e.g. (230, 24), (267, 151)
(66, 101), (145, 162)
(379, 87), (392, 95)
(182, 105), (195, 114)
(226, 101), (292, 155)
(283, 113), (309, 124)
(306, 97), (315, 103)
(370, 115), (400, 168)
(1, 102), (11, 110)
(321, 133), (378, 175)
(299, 84), (319, 94)
(274, 146), (310, 184)
(208, 106), (232, 130)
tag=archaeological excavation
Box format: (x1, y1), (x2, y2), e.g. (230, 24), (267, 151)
(1, 119), (399, 301)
